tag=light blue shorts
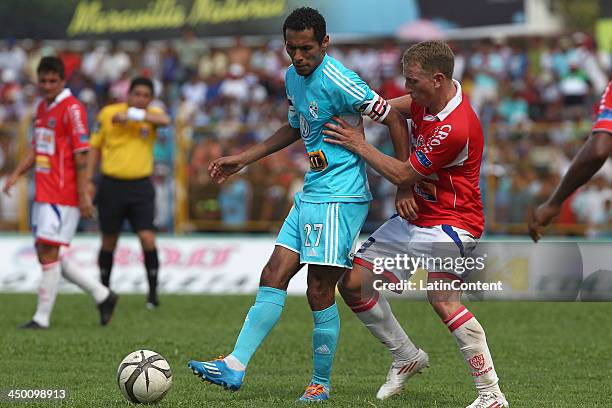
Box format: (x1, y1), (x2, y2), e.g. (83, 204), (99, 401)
(276, 193), (369, 268)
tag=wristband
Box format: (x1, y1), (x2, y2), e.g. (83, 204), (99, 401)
(127, 107), (146, 121)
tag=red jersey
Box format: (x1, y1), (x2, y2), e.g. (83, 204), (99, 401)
(33, 89), (89, 206)
(407, 80), (484, 237)
(593, 81), (612, 134)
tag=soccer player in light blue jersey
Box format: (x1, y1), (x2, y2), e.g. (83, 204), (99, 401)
(187, 7), (410, 402)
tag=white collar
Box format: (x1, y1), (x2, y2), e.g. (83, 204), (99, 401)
(46, 88), (72, 111)
(433, 79), (462, 121)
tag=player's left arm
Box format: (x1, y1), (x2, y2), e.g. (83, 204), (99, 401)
(74, 152), (95, 219)
(67, 102), (95, 218)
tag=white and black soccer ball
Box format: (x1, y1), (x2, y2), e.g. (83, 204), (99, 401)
(117, 350), (172, 404)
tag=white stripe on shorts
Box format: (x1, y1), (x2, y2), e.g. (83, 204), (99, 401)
(334, 203), (339, 264)
(324, 203), (330, 263)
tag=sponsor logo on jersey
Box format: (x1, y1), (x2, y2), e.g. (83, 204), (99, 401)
(34, 127), (56, 156)
(468, 353), (485, 371)
(428, 124), (452, 147)
(299, 114), (311, 139)
(309, 100), (318, 118)
(597, 108), (612, 121)
(35, 155), (51, 173)
(308, 150), (328, 171)
(67, 104), (87, 135)
(415, 181), (437, 202)
(416, 151), (432, 168)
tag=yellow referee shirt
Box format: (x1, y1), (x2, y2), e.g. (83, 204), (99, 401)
(90, 103), (163, 180)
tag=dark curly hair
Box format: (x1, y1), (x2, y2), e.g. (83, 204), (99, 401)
(37, 56), (64, 79)
(282, 7), (327, 44)
(129, 76), (155, 95)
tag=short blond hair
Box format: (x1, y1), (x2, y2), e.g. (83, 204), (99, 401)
(402, 40), (454, 79)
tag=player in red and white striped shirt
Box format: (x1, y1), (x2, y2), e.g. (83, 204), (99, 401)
(325, 41), (508, 408)
(3, 57), (117, 329)
(529, 81), (612, 241)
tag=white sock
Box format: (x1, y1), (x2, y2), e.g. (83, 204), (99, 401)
(61, 257), (110, 303)
(349, 292), (419, 362)
(32, 261), (61, 327)
(224, 354), (246, 371)
(445, 306), (500, 393)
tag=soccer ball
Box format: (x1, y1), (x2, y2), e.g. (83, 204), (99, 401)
(117, 350), (173, 403)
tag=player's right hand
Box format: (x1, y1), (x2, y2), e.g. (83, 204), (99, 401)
(208, 155), (246, 184)
(528, 201), (561, 242)
(395, 186), (419, 220)
(2, 173), (18, 196)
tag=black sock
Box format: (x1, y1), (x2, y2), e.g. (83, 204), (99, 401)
(144, 249), (159, 300)
(98, 250), (114, 288)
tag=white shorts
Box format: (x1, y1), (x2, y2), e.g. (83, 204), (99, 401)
(32, 202), (80, 246)
(354, 215), (479, 282)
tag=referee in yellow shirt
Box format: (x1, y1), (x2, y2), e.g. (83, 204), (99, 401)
(87, 77), (170, 309)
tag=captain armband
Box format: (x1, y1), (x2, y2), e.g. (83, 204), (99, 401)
(358, 91), (391, 123)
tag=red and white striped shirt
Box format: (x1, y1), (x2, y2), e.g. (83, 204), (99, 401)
(593, 81), (612, 134)
(408, 80), (485, 237)
(33, 89), (89, 206)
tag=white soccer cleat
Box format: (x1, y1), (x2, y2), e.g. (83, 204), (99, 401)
(465, 391), (509, 408)
(376, 349), (429, 400)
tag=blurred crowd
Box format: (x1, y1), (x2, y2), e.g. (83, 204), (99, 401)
(0, 29), (610, 235)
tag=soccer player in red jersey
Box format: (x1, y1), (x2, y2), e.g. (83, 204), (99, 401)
(324, 41), (508, 407)
(3, 57), (117, 329)
(529, 81), (612, 241)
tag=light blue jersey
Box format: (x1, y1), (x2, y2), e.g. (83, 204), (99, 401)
(278, 54), (391, 267)
(285, 54), (391, 203)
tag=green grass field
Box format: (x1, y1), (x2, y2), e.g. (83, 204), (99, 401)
(1, 294), (610, 407)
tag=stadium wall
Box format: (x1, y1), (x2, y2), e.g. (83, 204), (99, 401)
(0, 235), (610, 300)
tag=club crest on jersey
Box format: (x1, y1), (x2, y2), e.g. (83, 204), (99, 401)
(309, 101), (318, 118)
(299, 114), (311, 139)
(468, 354), (485, 371)
(47, 118), (56, 129)
(140, 126), (150, 138)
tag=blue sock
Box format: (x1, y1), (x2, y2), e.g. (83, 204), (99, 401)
(229, 286), (287, 368)
(311, 303), (340, 389)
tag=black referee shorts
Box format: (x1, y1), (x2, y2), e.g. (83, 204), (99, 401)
(96, 175), (156, 234)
